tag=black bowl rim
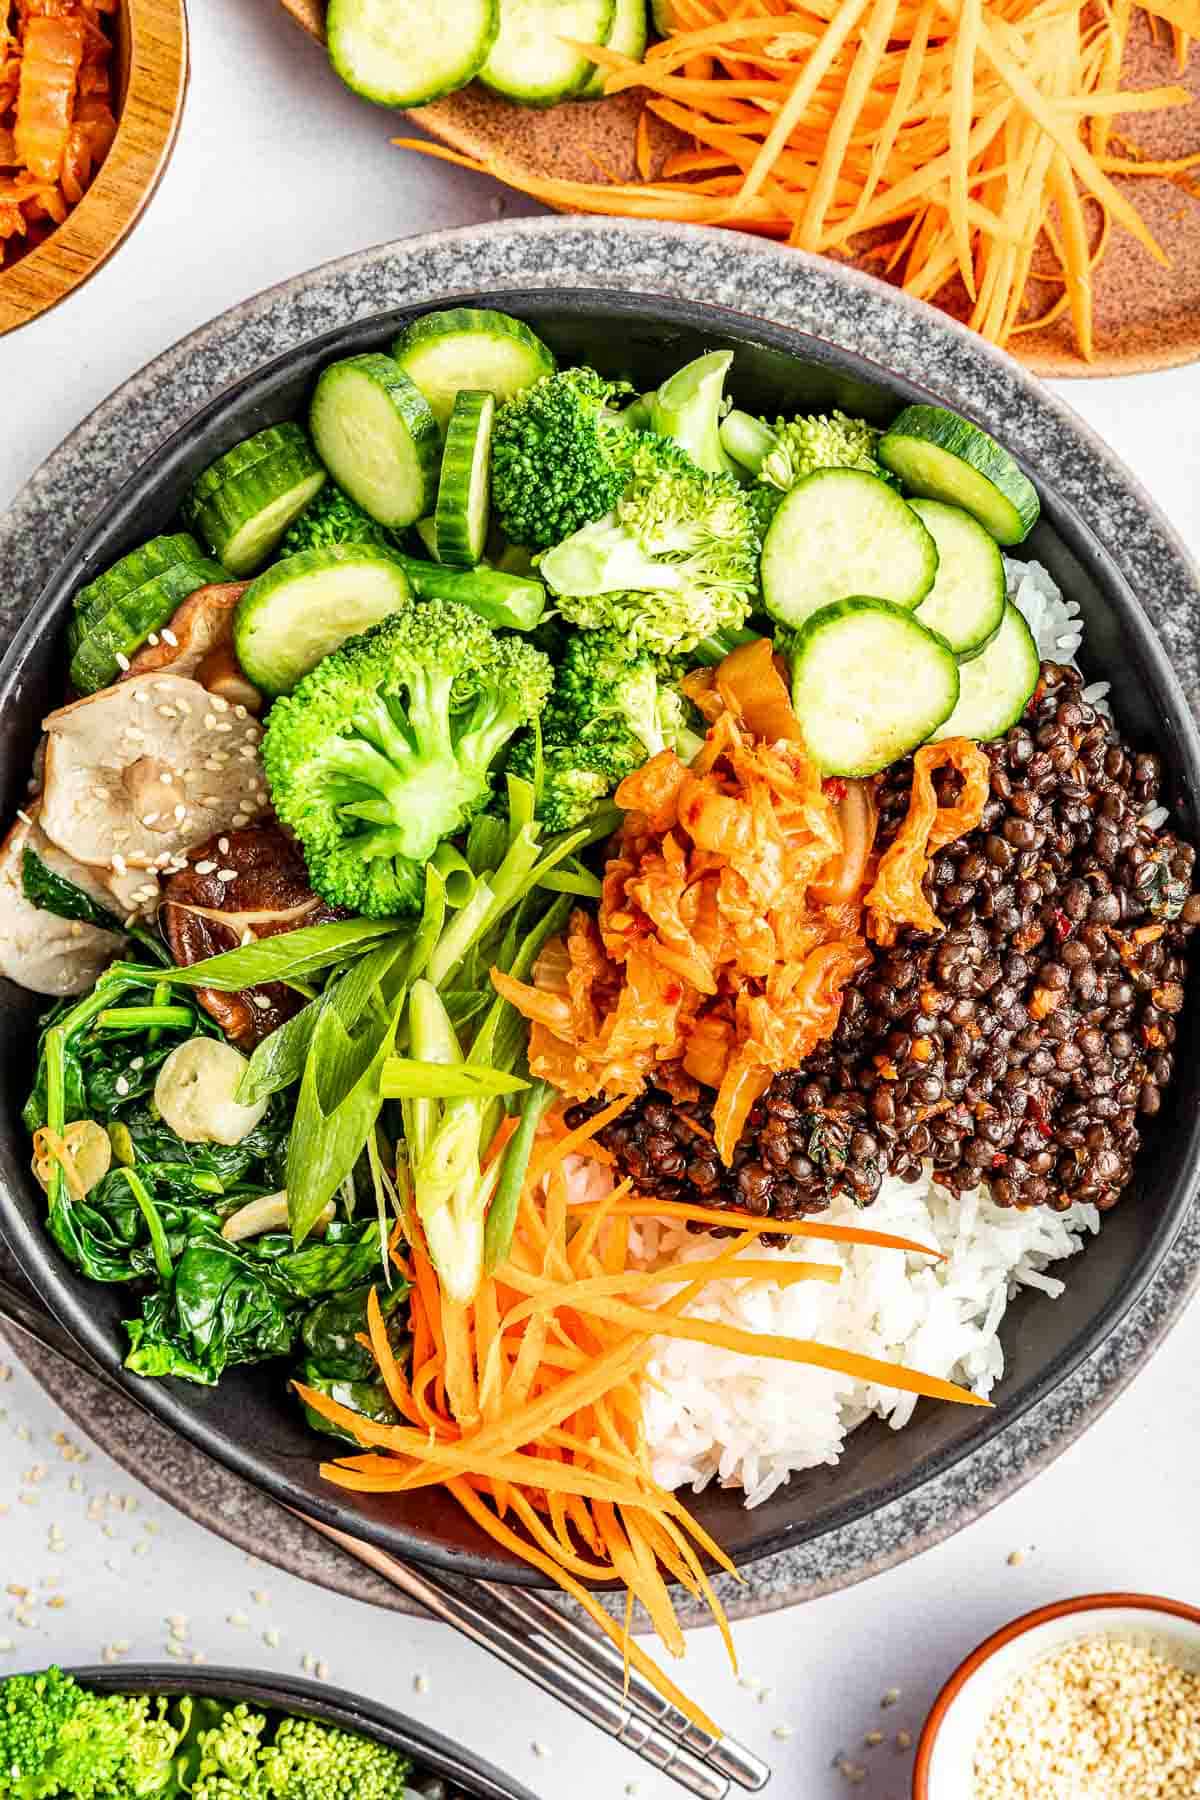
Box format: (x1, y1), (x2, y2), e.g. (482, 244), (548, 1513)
(2, 218), (1199, 1595)
(55, 1662), (538, 1799)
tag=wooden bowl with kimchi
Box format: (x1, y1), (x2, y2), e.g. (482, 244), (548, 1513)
(0, 0), (187, 335)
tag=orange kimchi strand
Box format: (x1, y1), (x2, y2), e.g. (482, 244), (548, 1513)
(493, 651), (987, 1167)
(865, 738), (991, 944)
(303, 1122), (986, 1734)
(1, 0), (116, 267)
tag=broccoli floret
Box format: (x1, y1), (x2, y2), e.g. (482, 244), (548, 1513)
(538, 436), (760, 655)
(262, 601), (553, 918)
(507, 730), (639, 833)
(507, 629), (701, 831)
(280, 483), (389, 557)
(0, 1668), (186, 1799)
(648, 349), (739, 477)
(491, 367), (637, 550)
(191, 1703), (270, 1800)
(259, 1714), (411, 1799)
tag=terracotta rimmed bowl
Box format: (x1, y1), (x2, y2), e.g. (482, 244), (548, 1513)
(913, 1592), (1200, 1798)
(62, 1663), (538, 1799)
(0, 0), (188, 337)
(1, 222), (1200, 1597)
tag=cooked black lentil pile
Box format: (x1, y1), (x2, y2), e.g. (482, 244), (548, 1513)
(572, 663), (1200, 1223)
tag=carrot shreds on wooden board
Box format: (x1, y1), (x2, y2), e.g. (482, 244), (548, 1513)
(396, 0), (1200, 358)
(312, 1111), (986, 1729)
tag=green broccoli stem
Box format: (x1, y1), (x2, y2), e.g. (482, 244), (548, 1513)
(94, 1005), (194, 1033)
(719, 409), (778, 476)
(650, 350), (739, 476)
(389, 553), (546, 632)
(688, 624), (764, 666)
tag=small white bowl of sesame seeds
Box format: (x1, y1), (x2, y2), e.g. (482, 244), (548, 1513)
(913, 1592), (1200, 1800)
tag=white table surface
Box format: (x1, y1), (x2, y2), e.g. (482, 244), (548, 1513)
(1, 5), (1199, 1795)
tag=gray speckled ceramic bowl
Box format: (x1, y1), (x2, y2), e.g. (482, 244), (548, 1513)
(2, 221), (1199, 1616)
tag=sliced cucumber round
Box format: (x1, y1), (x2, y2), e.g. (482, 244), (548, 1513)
(878, 405), (1040, 547)
(790, 598), (960, 777)
(234, 546), (412, 698)
(327, 0), (499, 106)
(391, 308), (556, 433)
(481, 0), (617, 103)
(309, 355), (440, 531)
(579, 0), (648, 97)
(434, 390), (495, 567)
(183, 425), (327, 576)
(69, 537), (227, 693)
(761, 469), (938, 630)
(930, 602), (1040, 743)
(910, 498), (1006, 662)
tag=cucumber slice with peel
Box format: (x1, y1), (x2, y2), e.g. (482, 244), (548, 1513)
(579, 0), (648, 97)
(327, 0), (499, 106)
(434, 390), (495, 567)
(790, 598), (960, 776)
(69, 544), (227, 694)
(761, 469), (938, 630)
(481, 0), (617, 105)
(392, 309), (555, 433)
(910, 498), (1006, 661)
(309, 355), (440, 531)
(930, 603), (1040, 743)
(879, 405), (1039, 546)
(70, 533), (217, 647)
(234, 546), (412, 698)
(183, 425), (326, 576)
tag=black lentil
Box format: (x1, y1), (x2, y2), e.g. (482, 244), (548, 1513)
(573, 664), (1199, 1222)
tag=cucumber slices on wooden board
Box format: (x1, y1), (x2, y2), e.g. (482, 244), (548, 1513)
(327, 0), (499, 108)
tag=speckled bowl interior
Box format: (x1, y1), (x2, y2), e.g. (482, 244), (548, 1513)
(1, 223), (1199, 1587)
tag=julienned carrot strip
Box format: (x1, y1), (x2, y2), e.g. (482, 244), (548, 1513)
(733, 0), (872, 212)
(569, 1193), (946, 1258)
(365, 1287), (423, 1427)
(446, 1477), (723, 1735)
(1049, 150), (1093, 360)
(949, 0), (981, 295)
(539, 1297), (992, 1407)
(795, 0), (899, 248)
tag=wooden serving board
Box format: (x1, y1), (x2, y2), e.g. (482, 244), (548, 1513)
(279, 0), (1200, 377)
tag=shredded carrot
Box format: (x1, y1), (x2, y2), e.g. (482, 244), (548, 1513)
(395, 0), (1200, 359)
(310, 1112), (985, 1734)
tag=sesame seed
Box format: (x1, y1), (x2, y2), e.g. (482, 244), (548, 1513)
(194, 860), (217, 874)
(201, 795), (221, 807)
(263, 1628), (280, 1649)
(165, 1641), (185, 1658)
(115, 1076), (129, 1097)
(772, 1725), (794, 1742)
(126, 726), (145, 742)
(162, 628), (178, 647)
(112, 1639), (130, 1654)
(531, 1742), (550, 1759)
(191, 1650), (206, 1664)
(133, 688), (148, 702)
(234, 705), (246, 719)
(228, 1611), (249, 1628)
(112, 853), (127, 874)
(147, 633), (160, 646)
(142, 813), (160, 826)
(204, 716), (217, 731)
(250, 994), (271, 1011)
(16, 809), (31, 826)
(173, 804), (187, 822)
(218, 837), (230, 854)
(315, 1660), (329, 1681)
(217, 868), (237, 882)
(302, 1653), (316, 1674)
(212, 695), (229, 711)
(1007, 1549), (1026, 1566)
(157, 706), (178, 720)
(115, 651), (131, 671)
(881, 1688), (901, 1708)
(46, 1596), (65, 1611)
(0, 1640), (12, 1655)
(413, 1674), (429, 1695)
(132, 1541), (149, 1558)
(895, 1730), (913, 1750)
(240, 929), (254, 947)
(864, 1729), (883, 1747)
(159, 769), (174, 785)
(231, 813), (250, 828)
(215, 721), (234, 733)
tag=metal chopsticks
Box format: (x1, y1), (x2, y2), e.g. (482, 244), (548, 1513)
(0, 1275), (771, 1796)
(299, 1512), (771, 1798)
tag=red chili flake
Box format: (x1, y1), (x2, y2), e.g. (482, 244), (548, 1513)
(662, 983), (682, 1004)
(991, 1153), (1008, 1169)
(823, 778), (848, 802)
(1053, 908), (1074, 940)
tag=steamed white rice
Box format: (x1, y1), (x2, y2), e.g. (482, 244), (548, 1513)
(605, 561), (1114, 1505)
(631, 1177), (1098, 1507)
